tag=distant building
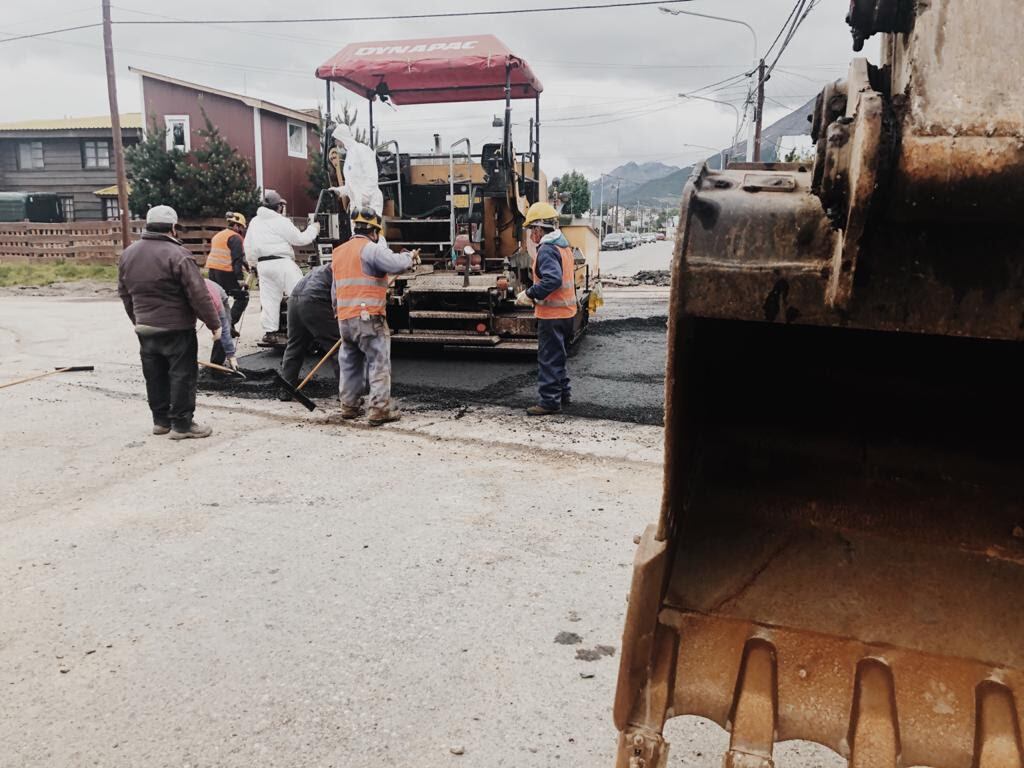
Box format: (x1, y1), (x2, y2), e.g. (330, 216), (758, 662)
(132, 67), (320, 215)
(0, 114), (143, 221)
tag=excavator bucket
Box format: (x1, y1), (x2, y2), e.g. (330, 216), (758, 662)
(613, 2), (1024, 767)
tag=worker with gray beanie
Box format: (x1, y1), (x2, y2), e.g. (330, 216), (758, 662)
(117, 205), (221, 440)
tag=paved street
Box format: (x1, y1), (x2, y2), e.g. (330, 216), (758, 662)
(0, 287), (840, 768)
(597, 239), (674, 276)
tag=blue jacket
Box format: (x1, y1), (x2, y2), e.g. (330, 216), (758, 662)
(526, 231), (571, 302)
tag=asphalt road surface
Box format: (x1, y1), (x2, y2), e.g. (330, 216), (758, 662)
(201, 286), (671, 425)
(597, 239), (674, 276)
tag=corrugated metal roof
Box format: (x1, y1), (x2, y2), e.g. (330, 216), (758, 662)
(94, 185), (131, 197)
(0, 114), (143, 131)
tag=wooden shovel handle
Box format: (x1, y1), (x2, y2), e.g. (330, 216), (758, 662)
(297, 338), (343, 392)
(0, 367), (72, 390)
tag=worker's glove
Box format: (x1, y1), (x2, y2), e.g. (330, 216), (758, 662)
(408, 249), (422, 268)
(226, 356), (239, 371)
(310, 221), (321, 234)
(515, 290), (534, 308)
(211, 326), (223, 342)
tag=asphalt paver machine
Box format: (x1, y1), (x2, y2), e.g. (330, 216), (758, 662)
(314, 35), (596, 351)
(614, 1), (1024, 766)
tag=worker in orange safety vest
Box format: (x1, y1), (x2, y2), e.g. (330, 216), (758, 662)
(515, 201), (578, 416)
(205, 211), (249, 336)
(331, 208), (419, 426)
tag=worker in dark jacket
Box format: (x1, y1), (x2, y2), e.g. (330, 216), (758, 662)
(205, 211), (249, 335)
(515, 202), (578, 416)
(278, 264), (340, 398)
(118, 205), (222, 440)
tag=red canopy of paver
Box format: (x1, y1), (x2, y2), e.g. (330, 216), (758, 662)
(315, 34), (543, 106)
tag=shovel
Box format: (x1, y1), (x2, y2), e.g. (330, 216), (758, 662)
(198, 360), (246, 379)
(274, 338), (343, 412)
(0, 365), (94, 390)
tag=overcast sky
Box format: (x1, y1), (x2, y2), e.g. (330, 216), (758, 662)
(0, 0), (860, 179)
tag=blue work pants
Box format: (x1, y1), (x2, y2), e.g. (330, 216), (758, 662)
(536, 317), (574, 410)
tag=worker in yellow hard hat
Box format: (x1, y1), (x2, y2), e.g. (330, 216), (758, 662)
(331, 208), (420, 425)
(205, 211), (250, 337)
(515, 201), (578, 416)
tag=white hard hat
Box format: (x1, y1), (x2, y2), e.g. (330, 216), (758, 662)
(332, 123), (353, 144)
(146, 205), (178, 225)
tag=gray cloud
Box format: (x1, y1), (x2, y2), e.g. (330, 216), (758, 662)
(0, 0), (857, 180)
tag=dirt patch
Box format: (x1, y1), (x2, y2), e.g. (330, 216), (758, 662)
(554, 631), (583, 645)
(0, 279), (118, 298)
(602, 270), (672, 287)
(575, 645), (616, 662)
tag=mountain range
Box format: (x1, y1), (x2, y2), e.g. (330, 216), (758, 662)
(589, 98), (817, 208)
(587, 161), (681, 207)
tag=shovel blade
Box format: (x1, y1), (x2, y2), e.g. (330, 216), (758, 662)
(273, 371), (316, 411)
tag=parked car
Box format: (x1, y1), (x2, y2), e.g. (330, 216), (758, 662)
(601, 233), (626, 251)
(656, 232), (667, 241)
(642, 233), (657, 243)
(623, 233), (639, 248)
(0, 192), (66, 223)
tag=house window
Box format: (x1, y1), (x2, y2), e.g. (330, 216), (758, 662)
(165, 115), (190, 152)
(102, 198), (121, 221)
(287, 120), (307, 159)
(59, 195), (75, 222)
(18, 141), (44, 169)
(82, 140), (111, 169)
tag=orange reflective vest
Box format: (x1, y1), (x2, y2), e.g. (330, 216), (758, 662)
(333, 236), (389, 320)
(206, 229), (236, 273)
(532, 244), (578, 320)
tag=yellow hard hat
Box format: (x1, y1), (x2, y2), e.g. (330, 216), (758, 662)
(226, 211), (247, 228)
(351, 207), (383, 232)
(523, 201), (559, 229)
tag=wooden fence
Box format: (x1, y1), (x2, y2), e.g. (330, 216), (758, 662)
(0, 218), (315, 265)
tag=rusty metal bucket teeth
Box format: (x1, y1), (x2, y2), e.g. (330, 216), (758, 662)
(613, 316), (1024, 768)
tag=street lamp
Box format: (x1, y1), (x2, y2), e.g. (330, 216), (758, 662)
(659, 6), (759, 160)
(678, 94), (741, 161)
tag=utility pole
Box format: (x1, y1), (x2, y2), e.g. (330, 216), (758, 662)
(615, 184), (620, 233)
(753, 59), (766, 162)
(598, 175), (605, 237)
(103, 0), (130, 249)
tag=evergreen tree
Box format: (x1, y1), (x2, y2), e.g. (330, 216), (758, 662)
(125, 123), (186, 217)
(125, 111), (260, 221)
(185, 114), (261, 219)
(548, 169), (592, 216)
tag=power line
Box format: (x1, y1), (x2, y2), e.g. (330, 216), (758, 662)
(109, 0), (700, 26)
(110, 4), (341, 48)
(0, 22), (101, 43)
(761, 0), (804, 62)
(766, 0), (821, 76)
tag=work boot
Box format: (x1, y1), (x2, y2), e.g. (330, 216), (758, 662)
(230, 326), (240, 338)
(169, 422), (213, 440)
(561, 392), (572, 408)
(152, 424), (171, 436)
(340, 404), (362, 420)
(527, 404), (561, 416)
(367, 407), (401, 426)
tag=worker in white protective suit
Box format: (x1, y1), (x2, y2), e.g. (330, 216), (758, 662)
(244, 189), (320, 343)
(330, 124), (383, 216)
